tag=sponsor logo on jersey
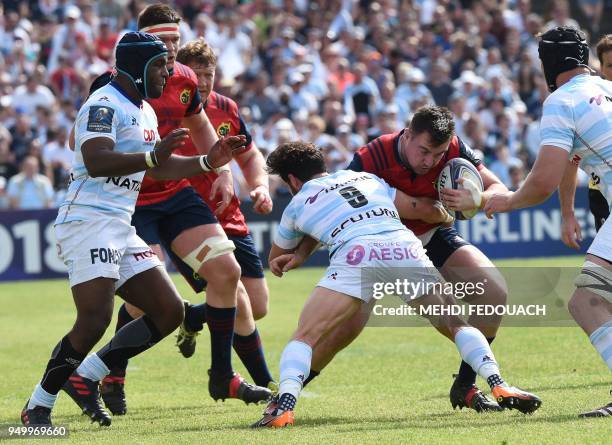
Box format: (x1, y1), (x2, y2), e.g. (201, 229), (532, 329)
(90, 247), (122, 265)
(331, 207), (399, 238)
(589, 94), (612, 105)
(105, 176), (142, 191)
(217, 121), (231, 137)
(180, 88), (191, 104)
(143, 128), (156, 142)
(87, 106), (114, 133)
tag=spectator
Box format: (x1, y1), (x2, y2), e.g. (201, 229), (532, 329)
(10, 75), (55, 115)
(488, 145), (523, 188)
(6, 155), (54, 209)
(343, 62), (380, 119)
(426, 60), (454, 107)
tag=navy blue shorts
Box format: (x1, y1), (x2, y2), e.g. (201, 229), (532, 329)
(424, 225), (470, 269)
(132, 187), (218, 246)
(168, 233), (265, 293)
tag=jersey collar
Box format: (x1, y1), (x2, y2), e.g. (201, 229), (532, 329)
(110, 81), (142, 108)
(393, 129), (416, 174)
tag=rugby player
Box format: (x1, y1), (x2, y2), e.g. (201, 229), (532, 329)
(63, 4), (271, 420)
(252, 141), (541, 427)
(486, 26), (612, 418)
(167, 38), (274, 390)
(21, 32), (244, 427)
(304, 106), (509, 413)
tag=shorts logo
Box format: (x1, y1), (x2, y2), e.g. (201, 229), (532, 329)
(217, 122), (231, 137)
(346, 245), (365, 265)
(180, 88), (191, 105)
(87, 106), (114, 133)
(90, 248), (122, 265)
(133, 250), (155, 261)
(329, 272), (338, 280)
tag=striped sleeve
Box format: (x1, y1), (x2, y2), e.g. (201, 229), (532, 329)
(274, 202), (303, 249)
(540, 94), (575, 152)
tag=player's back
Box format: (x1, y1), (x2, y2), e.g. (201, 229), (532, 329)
(57, 84), (159, 224)
(541, 73), (612, 205)
(285, 170), (406, 248)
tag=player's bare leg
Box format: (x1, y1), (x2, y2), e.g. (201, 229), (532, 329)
(253, 287), (362, 428)
(54, 267), (184, 426)
(172, 224), (271, 403)
(440, 245), (507, 412)
(22, 278), (116, 426)
(241, 276), (269, 320)
(409, 291), (541, 415)
(569, 255), (612, 418)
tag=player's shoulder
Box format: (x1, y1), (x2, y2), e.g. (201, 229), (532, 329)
(172, 61), (198, 85)
(80, 85), (124, 117)
(210, 91), (239, 115)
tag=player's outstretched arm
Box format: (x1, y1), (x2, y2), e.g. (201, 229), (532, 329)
(559, 161), (582, 249)
(393, 190), (454, 224)
(82, 128), (190, 178)
(485, 145), (568, 217)
(148, 135), (246, 180)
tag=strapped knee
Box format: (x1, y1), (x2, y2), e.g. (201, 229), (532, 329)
(181, 236), (235, 272)
(574, 261), (612, 304)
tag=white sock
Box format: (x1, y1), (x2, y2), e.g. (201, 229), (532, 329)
(75, 353), (110, 382)
(28, 384), (57, 409)
(278, 340), (312, 400)
(454, 327), (501, 380)
(589, 321), (612, 370)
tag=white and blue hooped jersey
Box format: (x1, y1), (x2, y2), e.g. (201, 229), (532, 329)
(540, 73), (612, 209)
(56, 83), (159, 225)
(274, 170), (406, 253)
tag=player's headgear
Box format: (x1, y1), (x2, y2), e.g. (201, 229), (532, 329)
(115, 32), (167, 99)
(538, 26), (589, 92)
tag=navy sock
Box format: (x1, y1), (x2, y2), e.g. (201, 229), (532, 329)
(207, 305), (236, 378)
(110, 304), (135, 376)
(456, 336), (495, 385)
(185, 303), (207, 332)
(97, 315), (163, 370)
(40, 335), (86, 395)
(233, 328), (273, 387)
(302, 369), (320, 388)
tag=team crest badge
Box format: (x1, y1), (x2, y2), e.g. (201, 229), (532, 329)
(179, 88), (190, 105)
(217, 122), (231, 137)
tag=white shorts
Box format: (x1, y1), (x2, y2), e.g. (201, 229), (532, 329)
(588, 215), (612, 262)
(317, 231), (443, 303)
(55, 218), (162, 289)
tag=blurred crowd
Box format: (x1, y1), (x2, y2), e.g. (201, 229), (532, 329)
(0, 0), (609, 209)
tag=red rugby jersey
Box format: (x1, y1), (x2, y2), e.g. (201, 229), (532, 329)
(174, 91), (253, 236)
(137, 61), (203, 206)
(348, 130), (483, 235)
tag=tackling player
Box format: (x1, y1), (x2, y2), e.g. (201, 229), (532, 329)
(304, 106), (509, 413)
(486, 26), (612, 418)
(252, 141), (541, 427)
(21, 32), (242, 427)
(63, 4), (271, 421)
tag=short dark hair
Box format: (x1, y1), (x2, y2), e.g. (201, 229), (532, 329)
(266, 141), (326, 183)
(137, 3), (180, 30)
(176, 38), (217, 67)
(596, 34), (612, 65)
(409, 105), (455, 145)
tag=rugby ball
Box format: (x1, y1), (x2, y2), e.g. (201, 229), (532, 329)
(436, 158), (484, 220)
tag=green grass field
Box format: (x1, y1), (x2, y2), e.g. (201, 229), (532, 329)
(0, 256), (609, 444)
